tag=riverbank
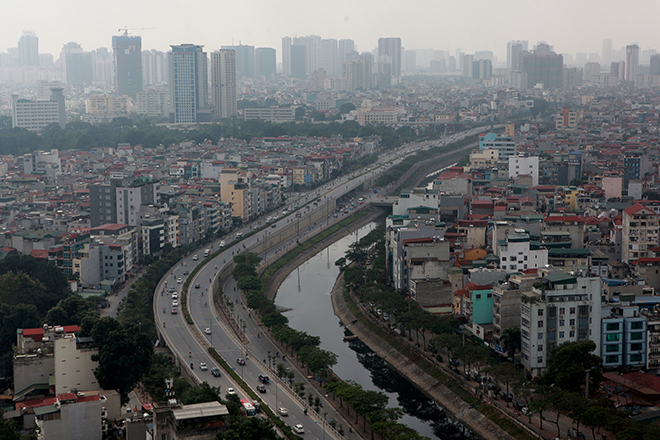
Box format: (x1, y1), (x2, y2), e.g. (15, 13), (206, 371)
(331, 276), (518, 440)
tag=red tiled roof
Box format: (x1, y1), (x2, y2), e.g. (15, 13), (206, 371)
(624, 203), (657, 216)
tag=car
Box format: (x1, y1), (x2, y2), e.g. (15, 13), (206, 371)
(204, 327), (211, 335)
(194, 283), (200, 289)
(200, 362), (208, 371)
(220, 240), (226, 247)
(236, 232), (243, 238)
(171, 292), (178, 299)
(277, 407), (288, 416)
(183, 270), (189, 276)
(293, 424), (304, 434)
(256, 385), (266, 393)
(271, 223), (276, 228)
(171, 309), (178, 315)
(172, 300), (178, 307)
(192, 255), (198, 261)
(258, 375), (270, 384)
(177, 278), (182, 284)
(237, 358), (245, 366)
(226, 388), (236, 395)
(211, 367), (221, 377)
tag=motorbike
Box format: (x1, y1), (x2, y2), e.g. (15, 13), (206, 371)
(190, 363), (194, 369)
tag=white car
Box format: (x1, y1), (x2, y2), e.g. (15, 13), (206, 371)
(226, 387), (236, 395)
(200, 362), (208, 371)
(220, 240), (226, 247)
(172, 300), (178, 307)
(204, 327), (211, 335)
(293, 424), (304, 434)
(171, 292), (178, 299)
(177, 278), (182, 284)
(192, 255), (198, 261)
(277, 407), (288, 416)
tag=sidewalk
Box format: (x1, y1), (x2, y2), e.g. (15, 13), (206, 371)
(100, 267), (146, 318)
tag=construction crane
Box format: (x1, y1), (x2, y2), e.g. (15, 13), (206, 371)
(118, 27), (156, 37)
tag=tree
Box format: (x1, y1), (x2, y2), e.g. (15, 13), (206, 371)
(91, 318), (154, 405)
(181, 382), (222, 405)
(499, 326), (521, 362)
(577, 404), (610, 440)
(236, 276), (262, 293)
(0, 410), (21, 440)
(297, 346), (337, 379)
(218, 415), (279, 440)
(540, 340), (602, 395)
(485, 362), (519, 407)
(340, 102), (356, 114)
(433, 333), (462, 361)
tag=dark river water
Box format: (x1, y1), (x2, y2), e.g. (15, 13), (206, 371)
(274, 223), (479, 439)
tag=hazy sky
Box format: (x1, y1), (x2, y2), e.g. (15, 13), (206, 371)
(4, 0), (660, 61)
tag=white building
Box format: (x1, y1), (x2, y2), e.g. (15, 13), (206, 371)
(35, 392), (102, 440)
(11, 88), (66, 131)
(392, 188), (439, 216)
(508, 155), (539, 187)
(520, 271), (602, 378)
(136, 90), (168, 118)
(497, 230), (548, 272)
(211, 50), (237, 119)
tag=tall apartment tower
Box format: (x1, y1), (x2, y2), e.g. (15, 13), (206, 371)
(255, 48), (276, 79)
(18, 31), (39, 66)
(211, 50), (237, 119)
(602, 39), (612, 66)
(626, 44), (640, 81)
(112, 35), (143, 99)
(282, 37), (292, 76)
(168, 44), (208, 123)
(377, 37), (402, 87)
(221, 44), (254, 79)
(338, 39), (355, 65)
(319, 39), (338, 77)
(507, 40), (528, 69)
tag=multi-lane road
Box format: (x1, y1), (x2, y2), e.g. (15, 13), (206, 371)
(154, 125), (492, 439)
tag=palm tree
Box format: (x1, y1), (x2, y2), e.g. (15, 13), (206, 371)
(500, 326), (521, 362)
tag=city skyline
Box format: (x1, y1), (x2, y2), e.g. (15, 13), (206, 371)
(3, 0), (660, 62)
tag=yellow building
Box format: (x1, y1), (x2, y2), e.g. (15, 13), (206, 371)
(504, 123), (515, 137)
(292, 167), (321, 186)
(85, 95), (131, 114)
(220, 168), (251, 220)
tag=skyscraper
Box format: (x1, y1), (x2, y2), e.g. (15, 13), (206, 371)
(338, 39), (355, 66)
(290, 45), (306, 79)
(221, 44), (254, 79)
(507, 40), (528, 69)
(282, 37), (292, 76)
(255, 48), (276, 79)
(626, 44), (640, 81)
(521, 42), (563, 89)
(112, 35), (143, 98)
(168, 44), (208, 123)
(61, 42), (94, 86)
(319, 39), (338, 77)
(18, 31), (39, 66)
(377, 37), (402, 87)
(292, 35), (321, 76)
(602, 39), (612, 67)
(211, 50), (237, 119)
(650, 54), (660, 76)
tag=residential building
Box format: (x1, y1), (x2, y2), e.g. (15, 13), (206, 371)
(521, 42), (563, 89)
(520, 271), (602, 378)
(220, 168), (251, 220)
(153, 401), (230, 440)
(623, 151), (651, 188)
(377, 37), (402, 87)
(34, 392), (103, 440)
(220, 44), (254, 79)
(555, 107), (578, 129)
(168, 44), (209, 123)
(211, 50), (237, 120)
(255, 47), (276, 79)
(478, 132), (516, 158)
(18, 31), (39, 66)
(622, 203), (659, 264)
(508, 155), (539, 187)
(356, 106), (397, 126)
(626, 44), (640, 81)
(492, 272), (538, 348)
(497, 230), (548, 272)
(11, 88), (66, 131)
(601, 301), (647, 369)
(85, 95), (131, 114)
(112, 35), (142, 99)
(136, 90), (168, 118)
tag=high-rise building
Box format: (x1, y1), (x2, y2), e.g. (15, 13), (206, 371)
(343, 53), (373, 91)
(112, 35), (143, 99)
(93, 47), (114, 85)
(461, 54), (474, 78)
(18, 31), (39, 66)
(377, 37), (402, 87)
(602, 39), (612, 66)
(404, 50), (416, 73)
(338, 39), (355, 65)
(290, 45), (306, 79)
(255, 47), (276, 79)
(319, 39), (338, 77)
(650, 54), (660, 75)
(626, 44), (640, 81)
(521, 42), (563, 89)
(211, 50), (237, 119)
(292, 35), (321, 76)
(61, 42), (94, 85)
(142, 50), (167, 86)
(281, 37), (292, 76)
(168, 44), (208, 123)
(221, 44), (254, 79)
(507, 40), (528, 69)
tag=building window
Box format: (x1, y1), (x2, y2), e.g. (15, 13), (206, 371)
(538, 333), (543, 340)
(606, 355), (619, 363)
(631, 322), (644, 330)
(606, 334), (620, 341)
(538, 344), (543, 352)
(630, 332), (644, 341)
(631, 343), (643, 351)
(538, 310), (544, 316)
(559, 331), (565, 338)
